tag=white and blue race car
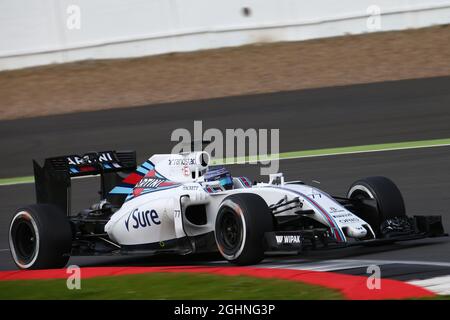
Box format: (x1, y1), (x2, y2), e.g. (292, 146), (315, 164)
(8, 149), (445, 269)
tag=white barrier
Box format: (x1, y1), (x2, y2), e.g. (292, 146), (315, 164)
(1, 0), (450, 71)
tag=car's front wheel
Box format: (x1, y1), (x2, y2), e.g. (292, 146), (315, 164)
(214, 193), (273, 265)
(347, 176), (406, 236)
(9, 204), (72, 270)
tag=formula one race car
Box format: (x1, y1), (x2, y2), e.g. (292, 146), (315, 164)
(9, 149), (446, 269)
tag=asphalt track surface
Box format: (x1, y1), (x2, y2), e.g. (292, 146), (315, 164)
(1, 76), (450, 281)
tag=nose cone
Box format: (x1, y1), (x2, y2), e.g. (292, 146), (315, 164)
(344, 225), (368, 239)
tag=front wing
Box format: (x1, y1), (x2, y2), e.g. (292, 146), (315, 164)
(265, 215), (447, 252)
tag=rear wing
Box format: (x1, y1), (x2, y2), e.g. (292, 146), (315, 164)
(33, 151), (136, 215)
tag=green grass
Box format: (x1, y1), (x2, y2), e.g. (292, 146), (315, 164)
(0, 272), (342, 300)
(0, 175), (34, 186)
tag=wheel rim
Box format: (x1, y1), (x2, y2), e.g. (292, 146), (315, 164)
(220, 210), (241, 250)
(217, 207), (244, 256)
(9, 211), (39, 268)
(348, 185), (374, 200)
(12, 220), (36, 261)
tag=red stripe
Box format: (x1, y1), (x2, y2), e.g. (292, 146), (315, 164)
(274, 186), (344, 242)
(159, 181), (177, 187)
(123, 173), (144, 185)
(296, 191), (342, 242)
(79, 166), (95, 172)
(0, 266), (434, 300)
(306, 196), (343, 242)
(145, 170), (156, 178)
(133, 188), (144, 197)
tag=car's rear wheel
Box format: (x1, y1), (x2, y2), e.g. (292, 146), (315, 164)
(9, 204), (72, 270)
(347, 176), (406, 236)
(215, 193), (273, 265)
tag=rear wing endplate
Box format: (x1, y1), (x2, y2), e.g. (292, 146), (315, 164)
(33, 151), (136, 215)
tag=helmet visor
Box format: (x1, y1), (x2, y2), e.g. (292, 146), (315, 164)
(219, 176), (233, 188)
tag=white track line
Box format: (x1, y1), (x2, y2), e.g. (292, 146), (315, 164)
(260, 258), (450, 271)
(262, 258), (450, 295)
(341, 259), (450, 268)
(409, 275), (450, 295)
(0, 249), (10, 252)
(261, 260), (390, 272)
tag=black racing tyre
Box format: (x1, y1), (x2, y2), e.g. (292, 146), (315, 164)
(347, 176), (406, 234)
(215, 193), (273, 265)
(9, 204), (72, 270)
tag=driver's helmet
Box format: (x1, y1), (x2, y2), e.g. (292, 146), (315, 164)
(204, 166), (233, 190)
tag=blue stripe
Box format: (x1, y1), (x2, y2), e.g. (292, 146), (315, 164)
(109, 186), (133, 194)
(141, 162), (153, 170)
(136, 166), (149, 175)
(70, 167), (79, 174)
(103, 164), (111, 169)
